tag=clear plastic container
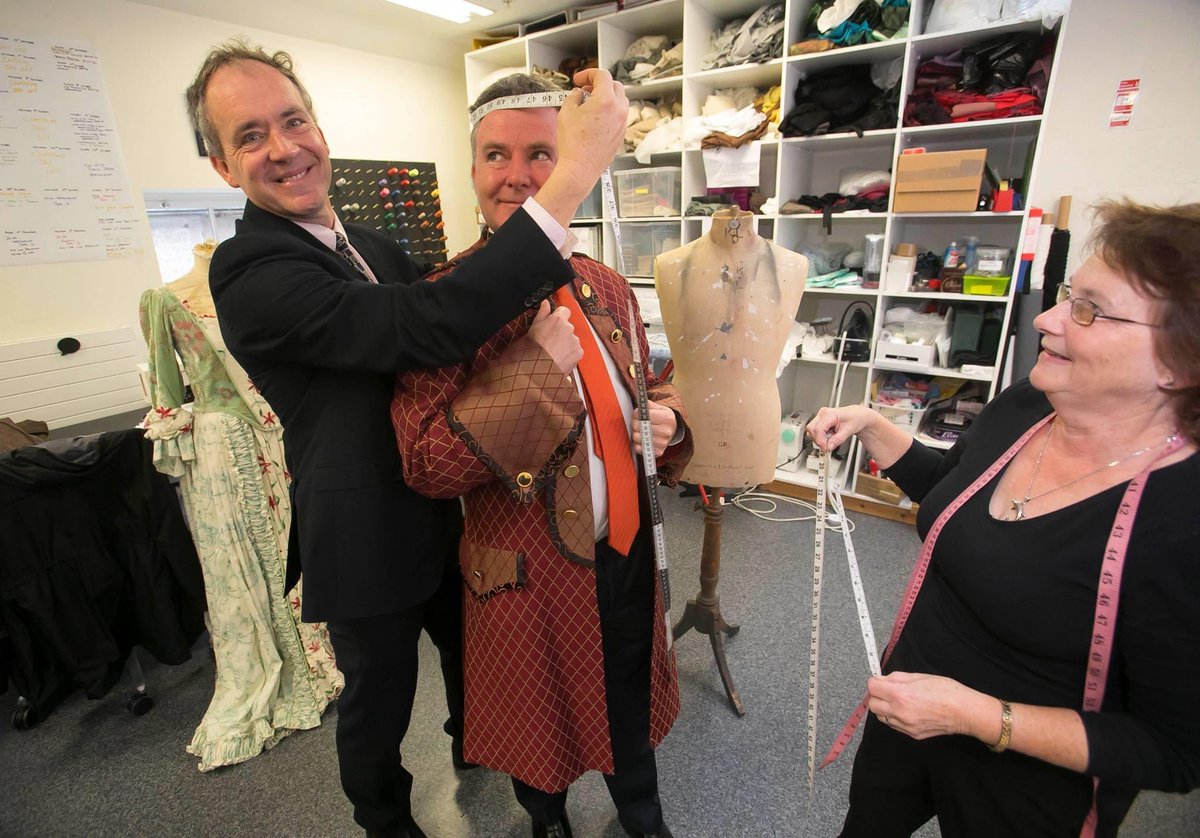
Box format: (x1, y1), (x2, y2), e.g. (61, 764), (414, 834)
(974, 246), (1011, 276)
(863, 233), (884, 289)
(614, 166), (682, 218)
(617, 221), (681, 277)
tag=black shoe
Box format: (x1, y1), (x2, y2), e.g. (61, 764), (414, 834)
(451, 737), (479, 771)
(624, 824), (673, 838)
(531, 813), (573, 838)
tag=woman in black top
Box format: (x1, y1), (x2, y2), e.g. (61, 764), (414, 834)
(807, 200), (1200, 837)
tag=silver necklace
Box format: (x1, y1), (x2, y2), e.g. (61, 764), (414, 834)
(1009, 418), (1177, 521)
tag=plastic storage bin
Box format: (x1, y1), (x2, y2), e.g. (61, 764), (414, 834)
(618, 221), (680, 277)
(963, 275), (1011, 296)
(972, 246), (1010, 276)
(871, 401), (929, 433)
(876, 341), (936, 369)
(614, 166), (682, 218)
(574, 183), (602, 220)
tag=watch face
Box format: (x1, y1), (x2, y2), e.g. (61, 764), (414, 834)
(329, 156), (447, 265)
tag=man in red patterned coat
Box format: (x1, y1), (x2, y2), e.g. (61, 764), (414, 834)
(391, 74), (692, 838)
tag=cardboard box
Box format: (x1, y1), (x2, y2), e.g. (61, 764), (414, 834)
(856, 472), (906, 504)
(893, 149), (987, 213)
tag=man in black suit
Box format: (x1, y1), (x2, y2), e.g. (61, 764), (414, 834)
(185, 40), (627, 837)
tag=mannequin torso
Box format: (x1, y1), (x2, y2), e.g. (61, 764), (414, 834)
(167, 241), (217, 318)
(655, 209), (807, 487)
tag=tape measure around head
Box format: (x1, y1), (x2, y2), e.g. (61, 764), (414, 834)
(626, 300), (670, 649)
(468, 88), (627, 276)
(468, 90), (570, 127)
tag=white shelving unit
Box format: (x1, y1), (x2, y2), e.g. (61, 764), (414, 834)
(465, 0), (1070, 508)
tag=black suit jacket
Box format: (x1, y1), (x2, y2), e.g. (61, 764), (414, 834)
(210, 200), (572, 621)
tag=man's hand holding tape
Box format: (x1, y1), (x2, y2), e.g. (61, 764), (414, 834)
(536, 68), (629, 229)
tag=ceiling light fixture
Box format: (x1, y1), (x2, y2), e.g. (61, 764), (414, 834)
(385, 0), (494, 24)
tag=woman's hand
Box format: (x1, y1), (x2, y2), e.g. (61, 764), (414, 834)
(866, 672), (998, 741)
(806, 405), (879, 451)
(805, 404), (914, 469)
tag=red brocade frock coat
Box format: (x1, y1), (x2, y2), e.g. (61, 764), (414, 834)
(392, 241), (691, 792)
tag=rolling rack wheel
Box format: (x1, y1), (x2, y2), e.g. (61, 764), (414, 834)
(127, 690), (154, 717)
(12, 697), (38, 730)
(123, 649), (154, 716)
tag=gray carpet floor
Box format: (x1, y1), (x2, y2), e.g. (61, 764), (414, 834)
(1, 488), (1197, 837)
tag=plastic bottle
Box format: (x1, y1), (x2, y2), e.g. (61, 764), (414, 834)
(963, 236), (979, 272)
(943, 240), (963, 269)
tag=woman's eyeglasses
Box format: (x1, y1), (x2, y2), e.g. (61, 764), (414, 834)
(1055, 284), (1158, 328)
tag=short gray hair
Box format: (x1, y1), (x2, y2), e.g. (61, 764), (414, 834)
(468, 73), (561, 155)
(186, 38), (317, 159)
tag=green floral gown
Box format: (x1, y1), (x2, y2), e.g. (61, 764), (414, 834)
(139, 286), (342, 771)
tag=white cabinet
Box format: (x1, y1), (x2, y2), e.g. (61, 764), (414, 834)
(465, 0), (1069, 505)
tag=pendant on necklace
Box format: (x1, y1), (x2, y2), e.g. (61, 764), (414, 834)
(1009, 498), (1027, 521)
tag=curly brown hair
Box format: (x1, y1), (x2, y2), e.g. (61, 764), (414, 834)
(1088, 198), (1200, 444)
(186, 38), (316, 159)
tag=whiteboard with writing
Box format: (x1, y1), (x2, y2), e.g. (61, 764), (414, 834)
(0, 32), (144, 266)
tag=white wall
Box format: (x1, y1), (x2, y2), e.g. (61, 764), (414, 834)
(0, 0), (476, 345)
(1013, 0), (1200, 376)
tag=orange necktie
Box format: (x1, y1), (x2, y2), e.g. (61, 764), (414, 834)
(553, 285), (639, 555)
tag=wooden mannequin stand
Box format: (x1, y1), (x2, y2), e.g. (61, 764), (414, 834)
(672, 487), (745, 717)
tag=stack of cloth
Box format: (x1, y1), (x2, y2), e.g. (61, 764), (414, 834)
(701, 3), (785, 70)
(532, 54), (598, 91)
(625, 97), (682, 155)
(612, 35), (683, 85)
(903, 32), (1053, 126)
(780, 60), (902, 139)
(790, 0), (910, 54)
(797, 241), (862, 289)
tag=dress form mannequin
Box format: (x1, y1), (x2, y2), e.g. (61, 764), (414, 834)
(140, 248), (342, 770)
(167, 241), (217, 318)
(655, 208), (807, 489)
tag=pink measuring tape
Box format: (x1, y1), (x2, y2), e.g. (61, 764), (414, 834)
(820, 412), (1184, 838)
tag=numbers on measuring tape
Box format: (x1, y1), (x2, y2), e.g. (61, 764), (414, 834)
(808, 447), (881, 794)
(626, 301), (671, 648)
(468, 91), (570, 126)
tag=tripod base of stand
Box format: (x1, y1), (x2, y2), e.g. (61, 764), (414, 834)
(673, 597), (745, 717)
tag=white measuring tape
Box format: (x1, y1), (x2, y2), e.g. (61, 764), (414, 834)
(626, 301), (672, 650)
(806, 356), (882, 795)
(468, 90), (572, 127)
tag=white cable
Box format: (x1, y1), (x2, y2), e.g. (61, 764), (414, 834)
(729, 487), (856, 534)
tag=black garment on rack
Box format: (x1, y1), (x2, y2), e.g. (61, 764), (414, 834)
(0, 428), (205, 711)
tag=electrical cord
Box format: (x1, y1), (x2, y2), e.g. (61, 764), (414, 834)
(728, 484), (856, 534)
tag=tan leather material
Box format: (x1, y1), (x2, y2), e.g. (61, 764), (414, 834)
(459, 538), (524, 601)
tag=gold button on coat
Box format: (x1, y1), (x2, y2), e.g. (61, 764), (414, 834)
(516, 471), (533, 488)
(564, 465), (580, 478)
(628, 363), (637, 378)
(562, 509), (579, 519)
(610, 329), (623, 343)
(580, 283), (592, 298)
